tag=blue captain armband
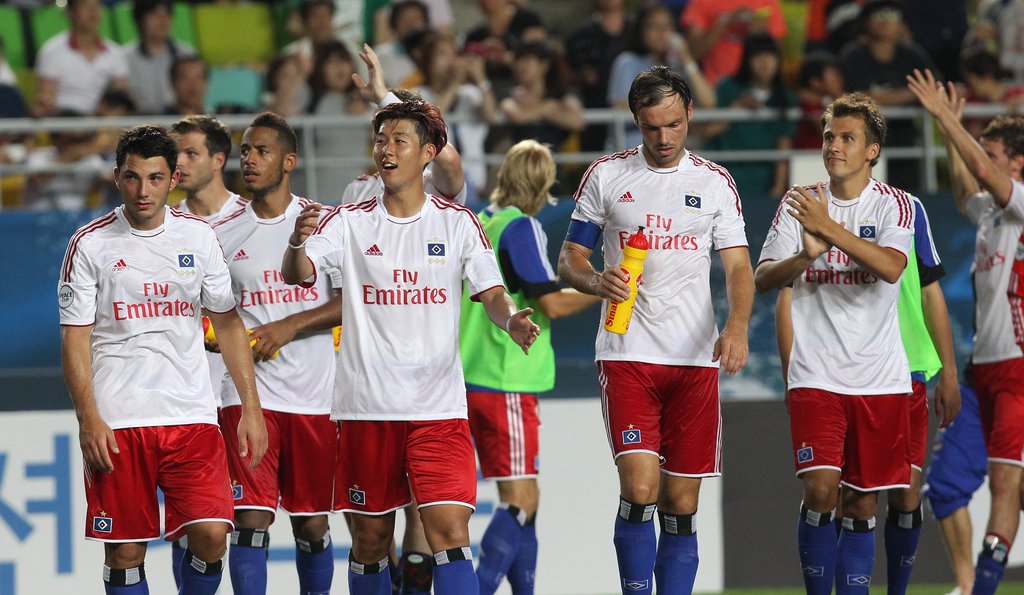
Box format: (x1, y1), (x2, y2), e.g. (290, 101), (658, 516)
(565, 219), (602, 249)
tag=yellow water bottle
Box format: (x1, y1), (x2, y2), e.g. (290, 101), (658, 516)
(604, 226), (649, 335)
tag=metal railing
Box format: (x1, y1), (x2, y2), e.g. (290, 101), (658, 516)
(0, 103), (1020, 206)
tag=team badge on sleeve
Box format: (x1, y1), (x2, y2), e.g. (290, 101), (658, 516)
(622, 426), (641, 445)
(92, 514), (113, 534)
(797, 445), (814, 463)
(57, 284), (75, 309)
(177, 254), (195, 268)
(349, 486), (366, 505)
(858, 225), (876, 239)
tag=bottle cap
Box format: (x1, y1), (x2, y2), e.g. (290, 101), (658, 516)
(626, 226), (649, 250)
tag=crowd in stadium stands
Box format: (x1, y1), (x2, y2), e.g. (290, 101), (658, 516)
(2, 0), (1024, 209)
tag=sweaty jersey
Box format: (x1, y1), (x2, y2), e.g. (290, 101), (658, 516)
(58, 206), (236, 429)
(569, 148), (748, 367)
(759, 180), (915, 395)
(967, 181), (1024, 364)
(305, 194), (504, 421)
(341, 169), (467, 205)
(213, 195), (337, 414)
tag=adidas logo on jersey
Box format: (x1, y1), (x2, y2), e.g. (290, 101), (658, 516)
(111, 258), (128, 272)
(617, 191), (635, 203)
(364, 244), (383, 256)
(233, 250), (249, 262)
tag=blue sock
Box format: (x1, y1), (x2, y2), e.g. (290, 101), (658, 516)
(295, 532), (334, 595)
(433, 548), (479, 595)
(103, 564), (149, 594)
(654, 512), (698, 594)
(507, 520), (537, 594)
(884, 506), (922, 595)
(348, 554), (392, 595)
(836, 518), (875, 595)
(477, 506), (525, 594)
(228, 528), (269, 595)
(973, 533), (1010, 595)
(177, 549), (224, 595)
(171, 539), (186, 589)
(796, 504), (837, 595)
(613, 498), (657, 595)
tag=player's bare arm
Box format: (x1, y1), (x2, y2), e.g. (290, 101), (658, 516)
(535, 288), (602, 319)
(478, 286), (542, 355)
(248, 293), (343, 362)
(352, 43), (389, 104)
(921, 281), (962, 427)
(937, 90), (980, 214)
(557, 240), (630, 302)
(62, 324), (120, 473)
(430, 142), (466, 199)
(208, 308), (268, 468)
(281, 202), (322, 285)
(788, 183), (907, 284)
(776, 286), (794, 410)
(754, 251), (816, 293)
(714, 247), (754, 375)
(908, 68), (1014, 207)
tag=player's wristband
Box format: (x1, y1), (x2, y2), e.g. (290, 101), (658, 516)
(504, 314), (514, 334)
(288, 237), (308, 250)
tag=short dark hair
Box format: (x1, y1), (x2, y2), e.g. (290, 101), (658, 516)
(170, 55), (208, 82)
(822, 92), (887, 166)
(132, 0), (174, 32)
(799, 52), (839, 88)
(98, 88), (137, 114)
(116, 125), (178, 171)
(372, 100), (447, 150)
(627, 65), (693, 119)
(299, 0), (334, 22)
(962, 49), (1004, 80)
(981, 116), (1024, 160)
(171, 115), (232, 160)
(248, 112), (298, 155)
(388, 0), (429, 33)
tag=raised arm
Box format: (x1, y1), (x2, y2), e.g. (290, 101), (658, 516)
(282, 202), (322, 285)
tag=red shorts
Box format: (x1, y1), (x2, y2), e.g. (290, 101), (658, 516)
(789, 388), (911, 491)
(219, 406), (337, 516)
(598, 361), (721, 477)
(84, 424), (233, 542)
(468, 391), (540, 480)
(975, 357), (1024, 465)
(909, 380), (928, 469)
(333, 419), (476, 514)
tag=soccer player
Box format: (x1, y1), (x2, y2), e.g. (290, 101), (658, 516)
(774, 184), (961, 594)
(460, 140), (600, 594)
(169, 113), (250, 587)
(557, 65), (754, 595)
(755, 93), (915, 594)
(908, 68), (1024, 594)
(58, 125), (268, 594)
(280, 100), (540, 595)
(213, 112), (341, 595)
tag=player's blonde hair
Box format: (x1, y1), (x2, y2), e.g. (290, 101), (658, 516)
(490, 140), (557, 216)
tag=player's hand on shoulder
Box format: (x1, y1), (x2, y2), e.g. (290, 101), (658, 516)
(291, 202), (322, 247)
(78, 411), (119, 473)
(507, 308), (542, 355)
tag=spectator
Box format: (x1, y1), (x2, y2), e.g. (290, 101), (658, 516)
(793, 52), (845, 149)
(24, 110), (106, 211)
(607, 5), (714, 150)
(307, 40), (372, 200)
(961, 49), (1024, 138)
(164, 56), (209, 115)
(463, 0), (546, 100)
(500, 42), (583, 152)
(681, 0), (786, 85)
(839, 0), (936, 189)
(34, 0), (129, 117)
(124, 0), (196, 114)
(264, 53), (309, 117)
(704, 34), (796, 198)
(411, 32), (496, 191)
(564, 0), (635, 152)
(373, 0), (430, 88)
(283, 0), (354, 76)
(902, 0), (967, 83)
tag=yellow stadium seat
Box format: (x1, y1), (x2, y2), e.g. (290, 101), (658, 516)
(194, 4), (274, 66)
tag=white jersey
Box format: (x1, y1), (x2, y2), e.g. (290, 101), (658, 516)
(305, 194), (504, 420)
(213, 195), (336, 414)
(759, 180), (915, 395)
(570, 148), (748, 366)
(967, 180), (1024, 363)
(57, 206), (236, 429)
(174, 193), (248, 404)
(341, 169), (467, 205)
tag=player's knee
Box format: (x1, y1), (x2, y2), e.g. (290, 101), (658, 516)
(184, 524), (229, 561)
(887, 486), (921, 512)
(498, 480), (540, 515)
(659, 492), (697, 515)
(620, 481), (659, 505)
(104, 543), (147, 568)
(842, 490), (878, 520)
(291, 514), (330, 542)
(234, 509), (273, 531)
(423, 519), (471, 551)
(350, 519), (391, 561)
(801, 478), (838, 511)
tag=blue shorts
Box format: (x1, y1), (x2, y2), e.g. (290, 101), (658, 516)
(924, 384), (988, 519)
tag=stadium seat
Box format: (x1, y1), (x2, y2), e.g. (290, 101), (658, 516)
(0, 5), (28, 70)
(206, 65), (263, 111)
(111, 1), (196, 48)
(29, 4), (116, 52)
(194, 4), (274, 66)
